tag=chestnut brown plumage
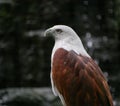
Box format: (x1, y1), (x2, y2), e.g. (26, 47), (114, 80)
(44, 25), (113, 106)
(52, 48), (113, 106)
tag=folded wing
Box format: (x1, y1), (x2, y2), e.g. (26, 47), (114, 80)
(52, 48), (113, 106)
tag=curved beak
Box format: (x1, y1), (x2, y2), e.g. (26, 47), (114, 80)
(44, 28), (53, 37)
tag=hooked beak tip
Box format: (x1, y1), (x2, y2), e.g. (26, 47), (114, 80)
(44, 28), (52, 37)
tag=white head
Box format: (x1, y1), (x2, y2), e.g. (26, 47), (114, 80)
(44, 25), (90, 58)
(45, 25), (78, 41)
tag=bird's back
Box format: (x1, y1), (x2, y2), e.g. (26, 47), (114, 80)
(52, 48), (113, 106)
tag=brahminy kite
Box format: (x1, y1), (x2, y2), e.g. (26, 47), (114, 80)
(44, 25), (113, 106)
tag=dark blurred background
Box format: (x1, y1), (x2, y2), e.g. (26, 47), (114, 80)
(0, 0), (120, 106)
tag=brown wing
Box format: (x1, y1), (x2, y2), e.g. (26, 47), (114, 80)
(52, 48), (113, 106)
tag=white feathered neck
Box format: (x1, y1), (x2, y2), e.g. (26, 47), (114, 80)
(51, 25), (90, 60)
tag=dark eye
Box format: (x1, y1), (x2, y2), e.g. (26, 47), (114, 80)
(56, 29), (62, 33)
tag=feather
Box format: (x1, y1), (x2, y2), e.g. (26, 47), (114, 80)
(44, 25), (113, 106)
(52, 48), (113, 106)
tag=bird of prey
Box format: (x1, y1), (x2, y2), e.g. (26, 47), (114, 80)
(44, 25), (113, 106)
